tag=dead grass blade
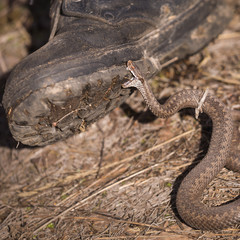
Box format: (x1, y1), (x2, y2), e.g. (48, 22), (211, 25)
(202, 72), (240, 85)
(19, 128), (198, 198)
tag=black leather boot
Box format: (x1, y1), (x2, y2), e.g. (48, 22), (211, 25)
(3, 0), (233, 146)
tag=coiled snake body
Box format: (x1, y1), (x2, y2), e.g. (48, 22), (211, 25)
(122, 60), (240, 230)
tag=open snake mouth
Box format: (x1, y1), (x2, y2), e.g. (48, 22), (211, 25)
(122, 60), (143, 89)
(121, 77), (135, 89)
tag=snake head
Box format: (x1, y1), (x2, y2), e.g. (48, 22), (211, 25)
(122, 60), (145, 89)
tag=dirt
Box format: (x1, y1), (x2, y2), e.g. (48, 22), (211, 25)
(0, 1), (240, 239)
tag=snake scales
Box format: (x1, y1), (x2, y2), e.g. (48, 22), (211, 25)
(122, 60), (240, 230)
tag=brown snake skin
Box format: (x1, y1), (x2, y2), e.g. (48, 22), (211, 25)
(122, 60), (240, 230)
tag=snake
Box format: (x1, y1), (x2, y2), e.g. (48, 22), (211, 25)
(122, 60), (240, 230)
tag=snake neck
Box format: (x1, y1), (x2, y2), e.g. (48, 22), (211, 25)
(137, 80), (166, 117)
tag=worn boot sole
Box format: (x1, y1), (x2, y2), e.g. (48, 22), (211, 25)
(3, 0), (233, 146)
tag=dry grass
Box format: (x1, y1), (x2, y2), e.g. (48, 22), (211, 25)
(0, 1), (240, 239)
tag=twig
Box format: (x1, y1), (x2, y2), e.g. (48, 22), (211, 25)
(0, 51), (8, 72)
(202, 72), (240, 85)
(96, 124), (105, 179)
(218, 32), (240, 40)
(102, 128), (198, 170)
(52, 109), (86, 128)
(195, 88), (209, 119)
(161, 57), (178, 68)
(19, 129), (198, 198)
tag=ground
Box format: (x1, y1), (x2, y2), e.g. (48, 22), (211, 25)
(0, 1), (240, 239)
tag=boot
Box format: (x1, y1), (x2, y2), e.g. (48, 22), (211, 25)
(2, 0), (233, 146)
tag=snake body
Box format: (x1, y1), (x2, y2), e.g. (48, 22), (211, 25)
(122, 60), (240, 230)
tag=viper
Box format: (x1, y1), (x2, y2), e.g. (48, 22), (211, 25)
(122, 60), (240, 230)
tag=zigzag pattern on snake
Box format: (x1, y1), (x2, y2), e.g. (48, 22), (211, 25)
(122, 60), (240, 230)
